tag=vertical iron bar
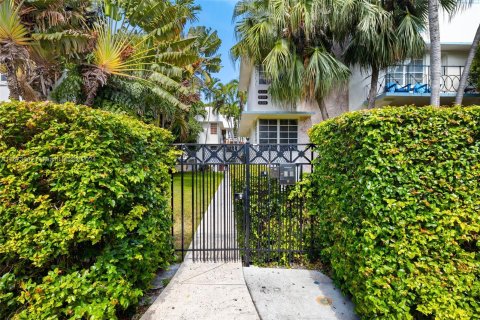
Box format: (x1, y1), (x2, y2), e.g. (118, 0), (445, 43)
(299, 164), (304, 254)
(192, 161), (195, 262)
(244, 141), (251, 266)
(267, 162), (272, 263)
(233, 162), (237, 261)
(202, 164), (205, 261)
(195, 159), (199, 261)
(223, 157), (227, 261)
(181, 154), (184, 258)
(213, 164), (216, 262)
(170, 168), (175, 255)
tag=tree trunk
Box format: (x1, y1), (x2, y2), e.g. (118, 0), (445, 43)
(5, 60), (21, 100)
(454, 23), (480, 106)
(84, 81), (99, 106)
(316, 97), (330, 121)
(367, 65), (380, 109)
(429, 0), (441, 107)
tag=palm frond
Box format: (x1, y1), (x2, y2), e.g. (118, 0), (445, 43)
(0, 0), (30, 45)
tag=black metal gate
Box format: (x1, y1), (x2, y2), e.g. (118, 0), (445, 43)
(171, 143), (315, 266)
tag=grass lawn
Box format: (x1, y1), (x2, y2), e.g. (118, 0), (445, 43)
(172, 171), (224, 253)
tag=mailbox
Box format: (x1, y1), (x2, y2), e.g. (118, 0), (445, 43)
(269, 165), (279, 179)
(279, 164), (296, 185)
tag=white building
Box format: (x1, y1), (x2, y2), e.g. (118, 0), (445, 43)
(0, 74), (9, 101)
(196, 107), (239, 144)
(238, 6), (480, 144)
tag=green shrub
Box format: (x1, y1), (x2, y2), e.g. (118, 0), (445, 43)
(471, 46), (480, 91)
(308, 106), (480, 319)
(0, 101), (176, 319)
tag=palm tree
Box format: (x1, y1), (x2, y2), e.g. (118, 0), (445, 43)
(455, 23), (480, 105)
(23, 0), (92, 99)
(211, 80), (244, 138)
(82, 0), (207, 108)
(231, 0), (350, 121)
(82, 21), (151, 106)
(339, 1), (426, 109)
(425, 0), (471, 106)
(428, 0), (441, 106)
(0, 0), (30, 100)
(186, 26), (222, 88)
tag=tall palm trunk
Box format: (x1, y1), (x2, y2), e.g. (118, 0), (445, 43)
(429, 0), (441, 107)
(84, 81), (100, 106)
(454, 23), (480, 106)
(316, 96), (330, 121)
(5, 60), (21, 100)
(367, 65), (380, 109)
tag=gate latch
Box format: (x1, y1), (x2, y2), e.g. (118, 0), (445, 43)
(234, 192), (244, 201)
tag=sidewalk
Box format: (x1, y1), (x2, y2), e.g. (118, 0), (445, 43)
(244, 267), (359, 320)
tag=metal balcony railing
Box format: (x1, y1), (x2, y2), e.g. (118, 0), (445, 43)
(365, 65), (478, 100)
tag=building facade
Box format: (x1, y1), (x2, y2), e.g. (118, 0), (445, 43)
(195, 107), (240, 144)
(0, 74), (8, 101)
(238, 6), (480, 144)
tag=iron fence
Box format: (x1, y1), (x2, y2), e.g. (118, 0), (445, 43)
(170, 143), (316, 266)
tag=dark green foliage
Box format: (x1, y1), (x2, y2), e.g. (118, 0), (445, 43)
(0, 101), (176, 319)
(308, 106), (480, 319)
(94, 77), (176, 125)
(50, 67), (84, 104)
(94, 77), (205, 143)
(471, 45), (480, 91)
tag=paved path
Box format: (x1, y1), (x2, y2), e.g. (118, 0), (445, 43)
(141, 175), (259, 320)
(244, 266), (359, 320)
(142, 172), (357, 319)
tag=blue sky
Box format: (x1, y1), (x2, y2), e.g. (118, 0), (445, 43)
(193, 0), (239, 84)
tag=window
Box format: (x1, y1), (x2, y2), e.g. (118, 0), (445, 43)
(258, 119), (298, 144)
(258, 67), (270, 85)
(210, 123), (218, 135)
(279, 120), (298, 144)
(387, 59), (424, 85)
(0, 74), (6, 82)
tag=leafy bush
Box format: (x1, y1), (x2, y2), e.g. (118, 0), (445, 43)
(0, 101), (176, 319)
(308, 106), (480, 319)
(471, 46), (480, 91)
(50, 66), (84, 104)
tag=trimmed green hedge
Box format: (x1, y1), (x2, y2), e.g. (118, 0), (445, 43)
(309, 106), (480, 319)
(0, 101), (176, 319)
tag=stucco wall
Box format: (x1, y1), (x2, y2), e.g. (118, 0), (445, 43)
(0, 85), (9, 102)
(197, 122), (222, 144)
(246, 68), (275, 112)
(433, 6), (480, 43)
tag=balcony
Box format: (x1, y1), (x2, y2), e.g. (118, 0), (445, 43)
(366, 65), (480, 107)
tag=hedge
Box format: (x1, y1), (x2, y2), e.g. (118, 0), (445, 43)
(0, 101), (176, 319)
(308, 106), (480, 319)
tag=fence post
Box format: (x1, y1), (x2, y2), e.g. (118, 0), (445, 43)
(244, 140), (251, 266)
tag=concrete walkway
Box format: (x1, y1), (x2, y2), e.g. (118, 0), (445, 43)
(141, 171), (357, 320)
(141, 175), (259, 320)
(244, 267), (359, 320)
